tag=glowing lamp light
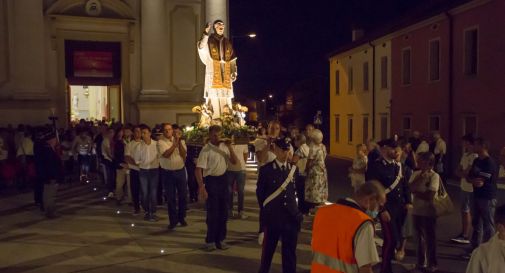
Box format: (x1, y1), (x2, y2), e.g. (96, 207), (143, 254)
(261, 99), (266, 102)
(102, 197), (107, 201)
(268, 94), (273, 99)
(116, 210), (121, 214)
(160, 249), (165, 254)
(248, 33), (257, 38)
(131, 223), (135, 227)
(93, 187), (97, 191)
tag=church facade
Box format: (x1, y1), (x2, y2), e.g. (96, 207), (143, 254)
(0, 0), (229, 127)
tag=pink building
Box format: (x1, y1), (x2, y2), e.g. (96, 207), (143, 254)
(391, 0), (505, 163)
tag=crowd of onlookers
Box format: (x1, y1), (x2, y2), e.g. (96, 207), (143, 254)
(2, 119), (505, 273)
(344, 130), (505, 273)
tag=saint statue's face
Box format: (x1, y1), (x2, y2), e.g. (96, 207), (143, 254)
(214, 22), (225, 35)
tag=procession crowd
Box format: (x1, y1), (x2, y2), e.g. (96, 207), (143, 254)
(1, 119), (505, 273)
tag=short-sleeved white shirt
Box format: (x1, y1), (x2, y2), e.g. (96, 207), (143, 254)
(227, 144), (248, 171)
(345, 198), (380, 268)
(416, 141), (430, 154)
(17, 137), (34, 156)
(157, 136), (186, 170)
(409, 170), (439, 216)
(434, 139), (447, 155)
(125, 139), (141, 171)
(460, 152), (478, 192)
(134, 140), (159, 170)
(197, 142), (230, 177)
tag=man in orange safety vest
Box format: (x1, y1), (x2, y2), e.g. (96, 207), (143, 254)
(311, 180), (386, 273)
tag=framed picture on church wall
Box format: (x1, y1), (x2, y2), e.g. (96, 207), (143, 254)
(65, 40), (121, 85)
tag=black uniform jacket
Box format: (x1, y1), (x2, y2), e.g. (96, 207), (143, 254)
(256, 160), (302, 231)
(365, 157), (411, 211)
(34, 141), (63, 184)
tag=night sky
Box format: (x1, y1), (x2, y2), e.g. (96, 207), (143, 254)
(229, 0), (427, 101)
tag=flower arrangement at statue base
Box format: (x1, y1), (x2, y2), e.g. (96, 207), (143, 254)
(185, 105), (256, 146)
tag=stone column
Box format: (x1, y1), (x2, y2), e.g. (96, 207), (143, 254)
(205, 0), (229, 36)
(0, 0), (8, 86)
(10, 0), (46, 98)
(140, 0), (169, 95)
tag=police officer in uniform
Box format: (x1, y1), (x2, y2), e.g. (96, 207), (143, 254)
(365, 138), (411, 273)
(256, 136), (303, 273)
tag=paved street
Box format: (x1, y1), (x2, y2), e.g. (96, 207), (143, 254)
(0, 158), (469, 273)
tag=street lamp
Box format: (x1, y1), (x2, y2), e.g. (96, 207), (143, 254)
(268, 94), (273, 99)
(231, 33), (257, 44)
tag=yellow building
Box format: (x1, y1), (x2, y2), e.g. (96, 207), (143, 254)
(329, 36), (391, 159)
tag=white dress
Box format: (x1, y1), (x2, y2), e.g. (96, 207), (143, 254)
(305, 144), (328, 203)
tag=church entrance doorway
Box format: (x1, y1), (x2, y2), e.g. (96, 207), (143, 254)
(69, 85), (121, 123)
(65, 40), (122, 123)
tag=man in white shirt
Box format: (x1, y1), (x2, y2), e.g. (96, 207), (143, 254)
(466, 204), (505, 273)
(158, 123), (188, 230)
(452, 134), (478, 244)
(133, 124), (160, 222)
(226, 143), (249, 219)
(125, 126), (142, 215)
(195, 125), (238, 251)
(432, 132), (447, 177)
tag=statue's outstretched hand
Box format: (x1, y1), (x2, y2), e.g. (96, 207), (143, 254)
(231, 72), (237, 82)
(204, 23), (211, 35)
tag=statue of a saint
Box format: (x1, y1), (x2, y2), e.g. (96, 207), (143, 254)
(197, 20), (237, 120)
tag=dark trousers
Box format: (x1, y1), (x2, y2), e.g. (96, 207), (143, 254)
(227, 170), (246, 213)
(162, 167), (188, 225)
(471, 198), (496, 249)
(157, 167), (164, 205)
(186, 162), (198, 202)
(130, 169), (141, 211)
(295, 173), (307, 213)
(413, 215), (437, 267)
(34, 178), (44, 208)
(77, 154), (91, 176)
(204, 175), (229, 244)
(258, 224), (298, 273)
(139, 168), (159, 216)
(380, 206), (407, 273)
(103, 160), (115, 192)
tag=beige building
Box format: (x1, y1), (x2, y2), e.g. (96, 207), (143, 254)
(329, 34), (391, 159)
(0, 0), (229, 127)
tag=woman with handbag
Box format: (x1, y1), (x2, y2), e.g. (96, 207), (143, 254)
(409, 152), (440, 273)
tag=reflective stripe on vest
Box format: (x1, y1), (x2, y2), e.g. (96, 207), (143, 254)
(313, 251), (359, 273)
(311, 201), (372, 273)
